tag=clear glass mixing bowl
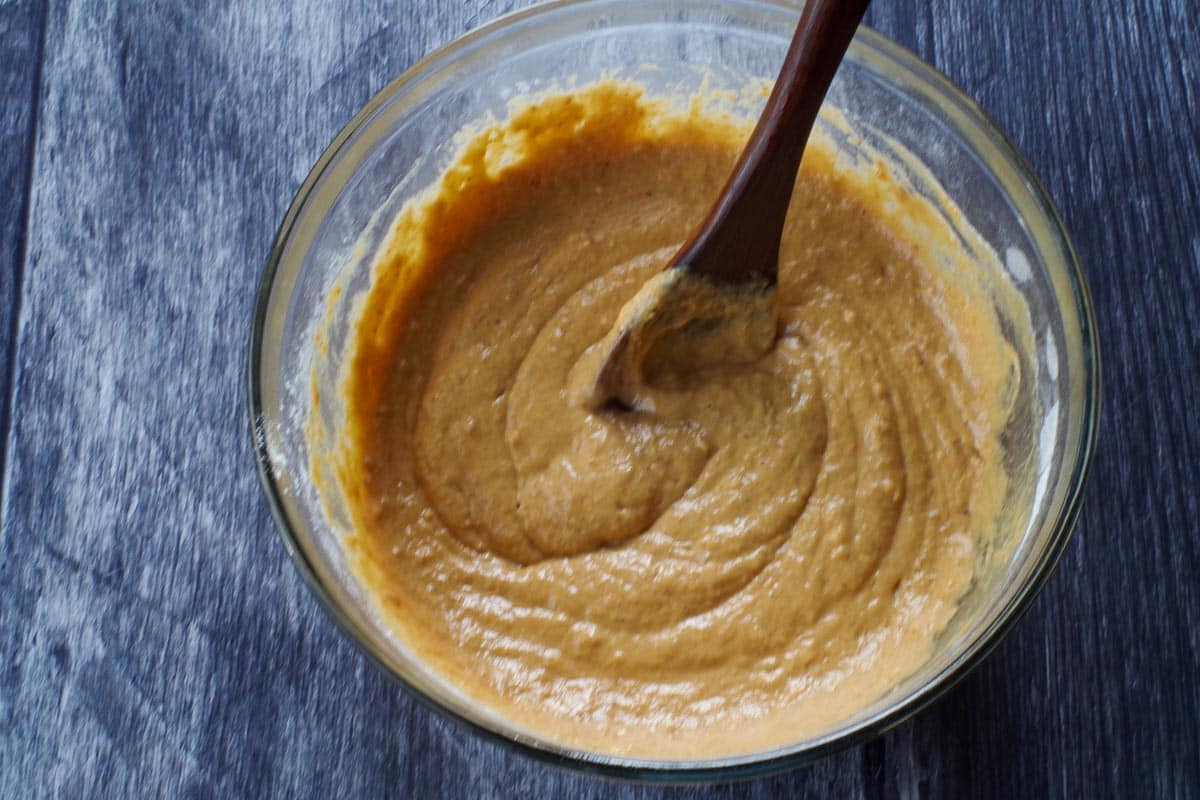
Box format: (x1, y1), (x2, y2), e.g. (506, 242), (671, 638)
(249, 0), (1099, 780)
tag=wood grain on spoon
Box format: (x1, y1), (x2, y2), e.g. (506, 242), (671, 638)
(576, 0), (871, 411)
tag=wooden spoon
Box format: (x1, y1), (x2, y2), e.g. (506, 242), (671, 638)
(574, 0), (871, 411)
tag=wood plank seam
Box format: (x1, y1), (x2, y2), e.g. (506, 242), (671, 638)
(0, 0), (50, 529)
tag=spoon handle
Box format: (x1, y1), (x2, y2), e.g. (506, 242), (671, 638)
(672, 0), (871, 285)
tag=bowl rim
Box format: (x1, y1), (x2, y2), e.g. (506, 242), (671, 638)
(247, 0), (1100, 782)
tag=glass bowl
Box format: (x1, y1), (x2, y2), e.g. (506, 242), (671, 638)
(248, 0), (1099, 781)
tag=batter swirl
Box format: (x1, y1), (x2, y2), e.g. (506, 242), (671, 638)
(329, 83), (1015, 757)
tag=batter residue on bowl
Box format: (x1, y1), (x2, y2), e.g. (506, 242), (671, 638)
(326, 82), (1016, 758)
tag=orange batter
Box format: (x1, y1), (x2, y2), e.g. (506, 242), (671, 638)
(324, 83), (1016, 757)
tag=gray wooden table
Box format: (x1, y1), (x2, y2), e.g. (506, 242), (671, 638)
(2, 1), (1198, 797)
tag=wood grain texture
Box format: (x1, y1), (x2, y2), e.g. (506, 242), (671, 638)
(0, 0), (1197, 797)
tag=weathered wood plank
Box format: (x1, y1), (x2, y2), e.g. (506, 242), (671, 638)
(0, 0), (1197, 797)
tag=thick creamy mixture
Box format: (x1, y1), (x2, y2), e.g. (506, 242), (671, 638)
(330, 84), (1015, 757)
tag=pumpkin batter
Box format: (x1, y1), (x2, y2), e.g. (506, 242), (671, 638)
(328, 83), (1016, 758)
